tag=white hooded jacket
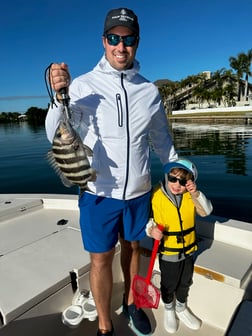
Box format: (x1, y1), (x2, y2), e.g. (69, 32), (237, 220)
(45, 56), (177, 200)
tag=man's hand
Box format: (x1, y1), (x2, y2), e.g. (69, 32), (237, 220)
(49, 63), (71, 97)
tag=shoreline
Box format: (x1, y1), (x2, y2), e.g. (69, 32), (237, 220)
(169, 108), (252, 124)
(169, 115), (252, 124)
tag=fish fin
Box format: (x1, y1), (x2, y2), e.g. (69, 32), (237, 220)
(47, 151), (73, 188)
(83, 144), (93, 157)
(59, 174), (73, 188)
(89, 169), (97, 182)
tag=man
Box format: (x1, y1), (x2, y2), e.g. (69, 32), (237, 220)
(45, 8), (177, 336)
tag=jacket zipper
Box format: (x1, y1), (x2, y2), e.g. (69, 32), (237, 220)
(116, 94), (123, 127)
(120, 73), (130, 200)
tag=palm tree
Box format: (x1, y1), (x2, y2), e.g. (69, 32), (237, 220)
(193, 85), (209, 108)
(158, 81), (180, 113)
(229, 49), (252, 101)
(221, 69), (237, 106)
(242, 49), (252, 100)
(210, 69), (226, 106)
(229, 53), (244, 101)
(223, 84), (237, 106)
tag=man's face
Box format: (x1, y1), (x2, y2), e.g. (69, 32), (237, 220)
(102, 26), (138, 71)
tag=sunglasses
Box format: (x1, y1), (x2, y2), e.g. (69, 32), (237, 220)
(167, 174), (188, 187)
(105, 34), (138, 47)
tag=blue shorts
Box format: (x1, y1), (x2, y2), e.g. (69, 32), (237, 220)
(78, 191), (151, 253)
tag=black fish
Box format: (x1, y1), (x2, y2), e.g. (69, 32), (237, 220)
(47, 119), (96, 192)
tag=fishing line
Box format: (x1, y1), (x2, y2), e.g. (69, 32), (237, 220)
(44, 64), (72, 120)
(44, 63), (58, 108)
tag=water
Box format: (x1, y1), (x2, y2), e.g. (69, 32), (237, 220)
(0, 121), (252, 223)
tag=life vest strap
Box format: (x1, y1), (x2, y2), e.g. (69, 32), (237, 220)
(161, 241), (196, 254)
(163, 226), (194, 237)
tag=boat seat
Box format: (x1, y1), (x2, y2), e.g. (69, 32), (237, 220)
(194, 237), (252, 288)
(0, 227), (91, 326)
(0, 196), (122, 327)
(0, 197), (91, 326)
(0, 198), (43, 222)
(194, 216), (252, 289)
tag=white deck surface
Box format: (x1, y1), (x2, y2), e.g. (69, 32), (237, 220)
(0, 280), (225, 336)
(0, 194), (251, 336)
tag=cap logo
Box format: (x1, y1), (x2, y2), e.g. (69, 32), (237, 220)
(111, 9), (134, 23)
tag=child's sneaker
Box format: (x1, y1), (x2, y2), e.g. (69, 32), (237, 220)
(164, 308), (177, 333)
(176, 308), (201, 330)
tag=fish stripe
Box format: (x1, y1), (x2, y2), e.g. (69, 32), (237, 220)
(56, 164), (91, 172)
(54, 157), (89, 165)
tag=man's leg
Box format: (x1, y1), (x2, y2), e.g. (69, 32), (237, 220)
(90, 248), (115, 332)
(120, 238), (152, 335)
(119, 238), (139, 304)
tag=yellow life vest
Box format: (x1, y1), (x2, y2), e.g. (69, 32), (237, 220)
(151, 187), (197, 256)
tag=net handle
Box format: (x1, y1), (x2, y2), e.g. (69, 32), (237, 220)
(145, 224), (163, 284)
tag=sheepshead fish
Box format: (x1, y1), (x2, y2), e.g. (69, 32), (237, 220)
(47, 119), (96, 192)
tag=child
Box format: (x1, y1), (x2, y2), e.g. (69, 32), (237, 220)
(146, 158), (213, 333)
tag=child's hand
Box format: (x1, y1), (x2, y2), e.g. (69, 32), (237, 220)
(151, 226), (163, 241)
(185, 179), (197, 194)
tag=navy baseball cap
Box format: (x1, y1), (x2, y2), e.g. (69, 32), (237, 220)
(103, 8), (139, 35)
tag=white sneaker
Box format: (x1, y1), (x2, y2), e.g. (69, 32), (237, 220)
(176, 308), (201, 330)
(74, 290), (97, 321)
(82, 293), (97, 321)
(62, 304), (84, 328)
(63, 289), (97, 324)
(164, 309), (178, 334)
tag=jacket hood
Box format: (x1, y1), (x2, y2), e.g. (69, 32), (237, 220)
(160, 179), (183, 207)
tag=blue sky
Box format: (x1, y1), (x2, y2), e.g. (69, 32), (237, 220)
(1, 0), (251, 112)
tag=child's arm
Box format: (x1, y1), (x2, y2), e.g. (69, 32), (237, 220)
(186, 180), (213, 217)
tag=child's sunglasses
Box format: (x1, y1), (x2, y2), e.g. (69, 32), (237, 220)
(167, 174), (189, 187)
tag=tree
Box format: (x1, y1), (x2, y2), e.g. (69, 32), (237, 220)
(229, 49), (252, 101)
(210, 69), (226, 105)
(242, 49), (252, 100)
(155, 49), (251, 112)
(0, 112), (22, 123)
(25, 106), (47, 124)
(159, 81), (180, 113)
(223, 84), (237, 106)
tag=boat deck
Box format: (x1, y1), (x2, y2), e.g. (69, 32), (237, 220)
(0, 280), (224, 336)
(0, 194), (251, 336)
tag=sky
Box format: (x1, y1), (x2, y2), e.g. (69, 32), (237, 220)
(1, 0), (251, 113)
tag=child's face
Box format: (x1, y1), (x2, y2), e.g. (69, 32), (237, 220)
(167, 173), (187, 195)
(166, 168), (192, 195)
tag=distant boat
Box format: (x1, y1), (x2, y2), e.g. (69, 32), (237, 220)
(18, 114), (27, 121)
(0, 193), (251, 336)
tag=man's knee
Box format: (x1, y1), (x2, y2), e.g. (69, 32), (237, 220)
(90, 249), (115, 268)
